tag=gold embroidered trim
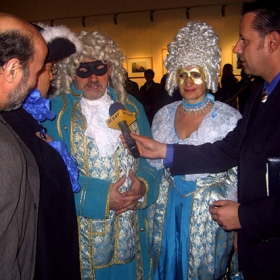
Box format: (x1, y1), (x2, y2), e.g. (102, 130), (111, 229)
(165, 170), (229, 198)
(89, 218), (96, 279)
(113, 151), (120, 181)
(148, 250), (153, 280)
(82, 119), (89, 177)
(72, 102), (89, 176)
(92, 223), (107, 236)
(79, 191), (107, 236)
(105, 184), (113, 219)
(113, 215), (120, 263)
(95, 257), (134, 269)
(77, 218), (83, 276)
(71, 87), (82, 98)
(126, 98), (139, 117)
(70, 101), (77, 156)
(144, 216), (153, 280)
(57, 95), (67, 139)
(79, 216), (135, 274)
(135, 212), (142, 280)
(93, 215), (135, 269)
(152, 178), (170, 271)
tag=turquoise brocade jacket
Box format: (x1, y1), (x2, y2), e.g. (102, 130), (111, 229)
(43, 85), (161, 280)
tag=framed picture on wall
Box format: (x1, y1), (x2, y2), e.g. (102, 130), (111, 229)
(162, 48), (168, 75)
(232, 46), (242, 75)
(127, 57), (153, 78)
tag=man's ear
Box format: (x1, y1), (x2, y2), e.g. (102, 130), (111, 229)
(1, 58), (22, 83)
(267, 31), (280, 53)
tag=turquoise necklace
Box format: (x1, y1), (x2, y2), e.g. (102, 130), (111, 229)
(181, 93), (215, 114)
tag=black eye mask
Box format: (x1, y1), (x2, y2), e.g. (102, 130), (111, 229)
(76, 61), (108, 78)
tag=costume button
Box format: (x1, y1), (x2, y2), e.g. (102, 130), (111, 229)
(140, 228), (145, 232)
(34, 203), (37, 209)
(63, 125), (67, 130)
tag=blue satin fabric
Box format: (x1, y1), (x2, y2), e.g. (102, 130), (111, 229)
(22, 89), (55, 122)
(23, 89), (80, 193)
(49, 141), (80, 193)
(153, 172), (237, 280)
(154, 180), (196, 280)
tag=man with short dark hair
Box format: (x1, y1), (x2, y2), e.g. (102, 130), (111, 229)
(120, 1), (280, 279)
(0, 13), (47, 279)
(139, 69), (161, 125)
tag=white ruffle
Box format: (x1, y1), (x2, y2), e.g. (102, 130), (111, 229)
(81, 93), (121, 157)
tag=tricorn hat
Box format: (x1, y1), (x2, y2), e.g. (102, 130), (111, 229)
(31, 23), (82, 63)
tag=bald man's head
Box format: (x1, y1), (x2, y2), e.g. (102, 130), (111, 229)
(0, 13), (47, 111)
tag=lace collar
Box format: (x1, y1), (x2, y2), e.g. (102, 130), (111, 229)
(81, 92), (121, 157)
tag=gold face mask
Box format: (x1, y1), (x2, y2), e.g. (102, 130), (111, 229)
(176, 66), (206, 85)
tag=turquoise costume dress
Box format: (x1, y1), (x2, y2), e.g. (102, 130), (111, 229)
(43, 84), (161, 280)
(148, 98), (242, 280)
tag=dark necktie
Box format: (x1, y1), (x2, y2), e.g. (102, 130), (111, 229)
(261, 89), (268, 103)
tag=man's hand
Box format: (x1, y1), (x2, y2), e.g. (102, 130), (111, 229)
(120, 133), (167, 159)
(115, 169), (145, 215)
(35, 131), (53, 143)
(209, 200), (241, 231)
(109, 176), (127, 212)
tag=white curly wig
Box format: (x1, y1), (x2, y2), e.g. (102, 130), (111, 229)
(165, 21), (221, 95)
(52, 30), (127, 104)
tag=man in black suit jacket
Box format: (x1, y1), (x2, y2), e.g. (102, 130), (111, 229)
(139, 69), (161, 125)
(121, 1), (280, 279)
(0, 13), (47, 279)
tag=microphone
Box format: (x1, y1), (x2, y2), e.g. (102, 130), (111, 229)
(106, 102), (140, 158)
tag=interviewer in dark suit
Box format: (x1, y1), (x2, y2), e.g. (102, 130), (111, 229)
(0, 13), (47, 279)
(120, 1), (280, 279)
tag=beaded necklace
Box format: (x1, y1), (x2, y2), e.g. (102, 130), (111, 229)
(181, 93), (214, 114)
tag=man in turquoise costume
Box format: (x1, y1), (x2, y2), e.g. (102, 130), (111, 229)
(43, 30), (161, 280)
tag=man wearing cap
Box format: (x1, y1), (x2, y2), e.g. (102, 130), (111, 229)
(3, 23), (83, 280)
(43, 30), (161, 280)
(0, 13), (47, 279)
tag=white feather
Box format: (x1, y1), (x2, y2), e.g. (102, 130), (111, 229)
(35, 22), (83, 53)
